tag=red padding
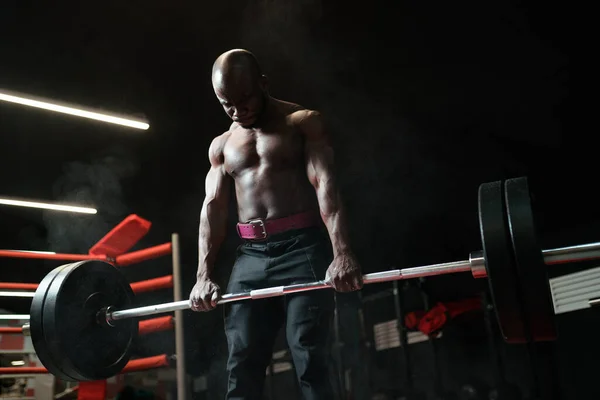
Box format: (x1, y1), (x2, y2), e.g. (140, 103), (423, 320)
(405, 311), (426, 330)
(0, 327), (23, 334)
(405, 298), (482, 335)
(77, 381), (106, 400)
(138, 316), (175, 335)
(0, 282), (38, 290)
(0, 354), (170, 375)
(0, 251), (107, 262)
(115, 243), (172, 266)
(89, 214), (152, 258)
(130, 275), (173, 294)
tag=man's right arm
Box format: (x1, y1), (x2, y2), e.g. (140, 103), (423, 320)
(197, 134), (231, 279)
(191, 134), (231, 311)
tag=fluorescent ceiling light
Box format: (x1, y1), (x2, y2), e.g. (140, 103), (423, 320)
(0, 198), (97, 214)
(11, 360), (26, 366)
(0, 90), (149, 130)
(0, 250), (56, 255)
(0, 314), (30, 320)
(0, 291), (36, 298)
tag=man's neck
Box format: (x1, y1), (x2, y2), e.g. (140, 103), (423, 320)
(251, 95), (274, 129)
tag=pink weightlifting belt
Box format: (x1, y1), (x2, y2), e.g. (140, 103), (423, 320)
(236, 211), (321, 240)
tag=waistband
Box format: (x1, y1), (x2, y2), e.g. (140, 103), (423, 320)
(236, 211), (321, 241)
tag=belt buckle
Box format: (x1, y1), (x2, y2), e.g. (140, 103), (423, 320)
(248, 218), (267, 240)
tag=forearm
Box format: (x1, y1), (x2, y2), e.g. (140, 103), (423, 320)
(197, 200), (228, 279)
(317, 180), (353, 257)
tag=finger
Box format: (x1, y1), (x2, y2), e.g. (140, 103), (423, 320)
(192, 297), (203, 312)
(342, 277), (354, 292)
(334, 276), (352, 292)
(189, 293), (201, 311)
(210, 284), (221, 308)
(353, 276), (364, 290)
(330, 275), (340, 291)
(355, 272), (364, 285)
(201, 293), (213, 311)
(324, 271), (333, 286)
(210, 290), (220, 308)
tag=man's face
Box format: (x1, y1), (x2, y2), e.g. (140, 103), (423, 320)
(214, 72), (266, 128)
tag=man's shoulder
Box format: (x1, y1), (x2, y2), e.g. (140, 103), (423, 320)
(211, 130), (232, 149)
(271, 98), (313, 119)
(288, 108), (324, 140)
(208, 131), (232, 165)
(276, 100), (320, 127)
(291, 109), (321, 123)
(273, 98), (305, 113)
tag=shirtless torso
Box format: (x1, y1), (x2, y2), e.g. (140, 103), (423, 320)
(216, 99), (319, 222)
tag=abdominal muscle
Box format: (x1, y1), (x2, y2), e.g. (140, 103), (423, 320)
(234, 165), (319, 222)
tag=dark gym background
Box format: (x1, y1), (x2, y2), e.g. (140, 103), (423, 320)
(0, 1), (586, 399)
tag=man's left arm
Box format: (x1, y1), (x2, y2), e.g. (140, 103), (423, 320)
(300, 110), (363, 292)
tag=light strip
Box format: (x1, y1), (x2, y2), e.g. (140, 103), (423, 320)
(0, 291), (35, 298)
(0, 315), (30, 320)
(0, 198), (97, 214)
(0, 250), (56, 255)
(11, 360), (26, 366)
(0, 91), (149, 130)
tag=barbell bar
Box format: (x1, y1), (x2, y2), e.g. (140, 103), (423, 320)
(23, 176), (600, 381)
(104, 241), (598, 323)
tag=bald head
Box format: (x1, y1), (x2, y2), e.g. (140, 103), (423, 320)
(212, 49), (269, 127)
(212, 49), (262, 88)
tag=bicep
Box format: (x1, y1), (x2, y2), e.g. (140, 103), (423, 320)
(204, 165), (230, 205)
(305, 140), (334, 189)
(204, 134), (231, 204)
(302, 112), (334, 188)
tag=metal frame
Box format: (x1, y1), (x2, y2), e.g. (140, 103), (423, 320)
(171, 233), (187, 400)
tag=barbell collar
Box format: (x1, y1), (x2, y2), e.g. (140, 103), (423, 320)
(469, 251), (487, 279)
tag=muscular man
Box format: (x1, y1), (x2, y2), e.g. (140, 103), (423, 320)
(190, 49), (363, 400)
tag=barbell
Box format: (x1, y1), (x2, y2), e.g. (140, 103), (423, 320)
(21, 177), (600, 381)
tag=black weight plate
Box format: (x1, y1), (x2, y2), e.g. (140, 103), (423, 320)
(478, 180), (527, 343)
(42, 260), (137, 381)
(30, 263), (80, 381)
(504, 177), (557, 341)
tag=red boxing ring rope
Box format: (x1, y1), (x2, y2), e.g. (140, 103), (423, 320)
(130, 275), (173, 293)
(0, 354), (170, 375)
(120, 354), (170, 372)
(0, 316), (174, 335)
(115, 243), (172, 266)
(0, 282), (38, 290)
(0, 274), (173, 294)
(0, 242), (172, 267)
(0, 251), (108, 262)
(0, 367), (50, 374)
(138, 316), (175, 335)
(0, 327), (23, 334)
